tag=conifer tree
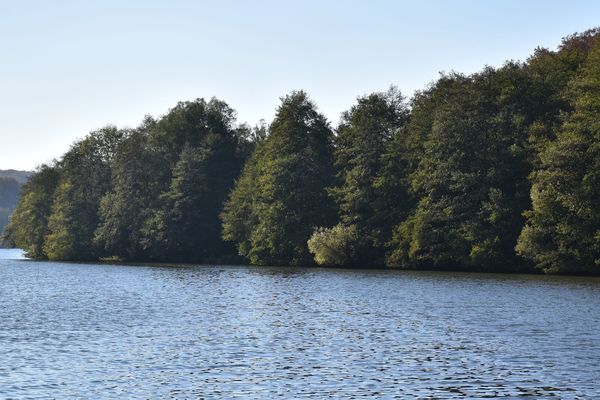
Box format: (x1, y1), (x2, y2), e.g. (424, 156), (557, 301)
(4, 165), (59, 258)
(222, 91), (336, 265)
(308, 88), (410, 266)
(44, 127), (123, 260)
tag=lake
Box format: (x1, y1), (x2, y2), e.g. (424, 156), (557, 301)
(1, 249), (599, 398)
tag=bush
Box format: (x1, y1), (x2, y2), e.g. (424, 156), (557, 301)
(307, 224), (359, 266)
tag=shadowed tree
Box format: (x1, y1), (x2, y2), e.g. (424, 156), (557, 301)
(517, 39), (600, 274)
(222, 91), (336, 265)
(308, 88), (410, 266)
(3, 165), (59, 258)
(44, 126), (124, 260)
(94, 126), (165, 260)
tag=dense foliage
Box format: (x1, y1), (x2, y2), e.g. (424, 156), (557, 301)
(6, 99), (252, 262)
(3, 166), (58, 256)
(221, 91), (336, 265)
(516, 38), (600, 274)
(0, 170), (32, 185)
(307, 88), (410, 266)
(4, 29), (600, 274)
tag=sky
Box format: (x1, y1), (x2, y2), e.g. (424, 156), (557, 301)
(1, 0), (599, 170)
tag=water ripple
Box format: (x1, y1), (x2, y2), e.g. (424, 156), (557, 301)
(1, 250), (599, 398)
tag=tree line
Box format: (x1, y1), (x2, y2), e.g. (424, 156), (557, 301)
(4, 28), (600, 274)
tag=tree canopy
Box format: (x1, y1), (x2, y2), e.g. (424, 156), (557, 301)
(517, 38), (600, 274)
(221, 91), (336, 266)
(4, 28), (600, 275)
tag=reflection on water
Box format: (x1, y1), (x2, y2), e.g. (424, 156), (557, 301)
(0, 249), (599, 398)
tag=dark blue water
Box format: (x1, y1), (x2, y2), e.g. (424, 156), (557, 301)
(1, 249), (599, 398)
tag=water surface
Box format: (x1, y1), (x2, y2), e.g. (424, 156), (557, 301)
(1, 249), (599, 398)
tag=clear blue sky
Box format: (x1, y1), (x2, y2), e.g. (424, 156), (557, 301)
(1, 0), (599, 170)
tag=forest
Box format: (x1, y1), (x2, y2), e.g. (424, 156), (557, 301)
(4, 28), (600, 275)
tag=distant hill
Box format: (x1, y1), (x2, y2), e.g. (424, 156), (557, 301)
(0, 170), (32, 244)
(0, 169), (32, 185)
(0, 177), (20, 209)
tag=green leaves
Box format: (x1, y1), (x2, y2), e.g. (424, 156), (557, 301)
(96, 98), (247, 263)
(517, 39), (600, 274)
(94, 131), (161, 260)
(43, 127), (124, 261)
(6, 28), (600, 274)
(314, 87), (410, 266)
(221, 91), (336, 266)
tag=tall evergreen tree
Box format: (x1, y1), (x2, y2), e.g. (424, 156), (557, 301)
(525, 29), (600, 165)
(94, 127), (165, 260)
(222, 91), (336, 265)
(308, 88), (410, 266)
(143, 98), (248, 262)
(144, 141), (241, 262)
(4, 165), (59, 258)
(149, 98), (242, 169)
(44, 126), (123, 260)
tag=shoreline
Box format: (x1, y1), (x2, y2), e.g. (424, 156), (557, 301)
(6, 251), (600, 278)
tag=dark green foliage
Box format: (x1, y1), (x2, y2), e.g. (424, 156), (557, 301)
(142, 99), (248, 262)
(221, 142), (264, 259)
(310, 88), (410, 266)
(525, 29), (600, 164)
(145, 143), (240, 262)
(387, 68), (534, 271)
(149, 98), (243, 169)
(0, 177), (20, 209)
(94, 99), (249, 262)
(517, 39), (600, 274)
(94, 129), (165, 260)
(4, 165), (59, 258)
(44, 126), (124, 260)
(7, 28), (600, 275)
(221, 91), (336, 265)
